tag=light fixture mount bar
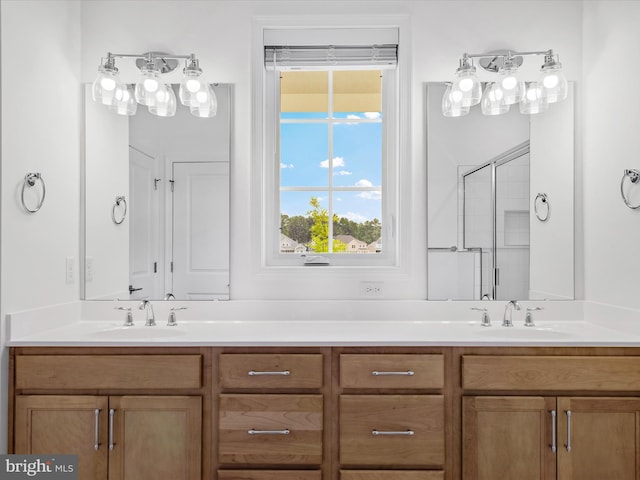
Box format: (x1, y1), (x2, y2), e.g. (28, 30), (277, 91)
(104, 52), (195, 75)
(461, 49), (553, 73)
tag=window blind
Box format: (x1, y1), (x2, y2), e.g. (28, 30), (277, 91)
(264, 45), (398, 70)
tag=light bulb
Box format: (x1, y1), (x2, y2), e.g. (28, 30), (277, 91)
(520, 81), (548, 114)
(452, 58), (482, 107)
(149, 84), (176, 117)
(497, 65), (524, 105)
(109, 84), (137, 116)
(190, 85), (218, 118)
(442, 83), (470, 117)
(92, 59), (123, 106)
(481, 82), (509, 116)
(539, 56), (567, 104)
(135, 60), (163, 106)
(143, 77), (159, 93)
(186, 78), (201, 93)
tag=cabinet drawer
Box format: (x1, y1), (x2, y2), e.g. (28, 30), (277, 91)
(341, 471), (444, 480)
(15, 355), (201, 390)
(218, 470), (321, 480)
(340, 354), (443, 389)
(462, 355), (640, 391)
(218, 394), (323, 465)
(219, 354), (323, 389)
(339, 395), (444, 466)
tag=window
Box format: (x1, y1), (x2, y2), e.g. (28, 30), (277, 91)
(263, 32), (399, 266)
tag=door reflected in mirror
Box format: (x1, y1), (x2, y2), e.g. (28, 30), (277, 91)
(84, 84), (230, 301)
(426, 82), (574, 301)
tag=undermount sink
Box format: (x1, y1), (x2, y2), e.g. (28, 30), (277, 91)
(476, 326), (572, 339)
(90, 326), (188, 339)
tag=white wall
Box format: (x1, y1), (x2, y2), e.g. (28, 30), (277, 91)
(583, 2), (640, 311)
(80, 0), (584, 299)
(0, 0), (82, 454)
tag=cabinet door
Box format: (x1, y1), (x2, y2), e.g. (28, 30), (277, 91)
(14, 395), (109, 480)
(108, 396), (201, 480)
(557, 397), (640, 480)
(462, 396), (556, 480)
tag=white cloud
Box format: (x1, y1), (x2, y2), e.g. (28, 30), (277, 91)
(364, 112), (381, 119)
(355, 179), (373, 187)
(347, 114), (361, 120)
(320, 156), (346, 169)
(334, 170), (352, 176)
(280, 163), (294, 169)
(358, 191), (382, 200)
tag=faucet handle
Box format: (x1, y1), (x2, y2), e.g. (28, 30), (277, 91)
(167, 307), (187, 327)
(525, 307), (543, 327)
(471, 307), (491, 327)
(114, 307), (134, 327)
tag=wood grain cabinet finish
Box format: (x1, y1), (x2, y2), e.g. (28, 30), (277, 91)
(15, 395), (202, 480)
(339, 394), (444, 467)
(219, 354), (323, 389)
(340, 354), (444, 389)
(217, 470), (322, 480)
(15, 355), (202, 390)
(218, 394), (323, 465)
(340, 471), (444, 480)
(463, 396), (557, 480)
(462, 355), (640, 391)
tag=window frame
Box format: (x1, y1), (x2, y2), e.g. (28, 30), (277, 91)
(262, 32), (399, 267)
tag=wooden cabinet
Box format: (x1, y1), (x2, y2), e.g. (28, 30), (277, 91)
(462, 354), (640, 480)
(216, 351), (327, 479)
(11, 351), (205, 480)
(15, 395), (202, 480)
(338, 352), (445, 478)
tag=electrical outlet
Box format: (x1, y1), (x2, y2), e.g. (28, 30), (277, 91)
(360, 281), (384, 297)
(65, 257), (74, 284)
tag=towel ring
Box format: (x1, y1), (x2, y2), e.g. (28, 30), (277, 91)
(534, 193), (550, 221)
(112, 196), (127, 225)
(21, 173), (46, 213)
(620, 169), (640, 209)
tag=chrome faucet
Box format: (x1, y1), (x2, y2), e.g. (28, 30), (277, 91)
(502, 300), (521, 327)
(164, 293), (175, 300)
(138, 300), (156, 326)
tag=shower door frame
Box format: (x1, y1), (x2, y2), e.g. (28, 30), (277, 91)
(462, 140), (530, 300)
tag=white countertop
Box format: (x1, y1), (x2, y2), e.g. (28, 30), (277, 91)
(6, 300), (640, 347)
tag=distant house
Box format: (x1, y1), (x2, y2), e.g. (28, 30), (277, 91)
(335, 235), (369, 253)
(280, 233), (307, 253)
(368, 238), (382, 253)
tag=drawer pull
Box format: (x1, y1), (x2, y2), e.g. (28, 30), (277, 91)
(248, 429), (291, 435)
(550, 410), (557, 453)
(94, 409), (100, 451)
(565, 410), (572, 452)
(371, 370), (415, 376)
(108, 409), (115, 451)
(248, 370), (291, 376)
(371, 429), (415, 436)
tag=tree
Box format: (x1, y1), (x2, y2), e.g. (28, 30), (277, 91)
(307, 197), (347, 252)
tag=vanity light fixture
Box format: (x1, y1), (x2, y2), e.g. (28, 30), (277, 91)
(443, 49), (567, 117)
(92, 52), (217, 118)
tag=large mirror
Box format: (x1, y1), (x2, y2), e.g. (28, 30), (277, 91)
(83, 84), (230, 301)
(427, 82), (574, 301)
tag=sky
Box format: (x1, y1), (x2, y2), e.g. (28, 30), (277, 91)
(279, 111), (382, 223)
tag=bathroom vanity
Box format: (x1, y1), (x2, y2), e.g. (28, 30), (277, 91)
(8, 322), (640, 480)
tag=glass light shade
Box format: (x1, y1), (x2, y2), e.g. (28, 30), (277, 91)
(189, 85), (218, 118)
(452, 66), (482, 107)
(481, 82), (509, 116)
(92, 65), (123, 106)
(179, 70), (209, 107)
(539, 64), (568, 103)
(498, 65), (525, 105)
(442, 83), (470, 117)
(109, 84), (137, 116)
(135, 66), (162, 106)
(520, 82), (549, 114)
(148, 84), (176, 117)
